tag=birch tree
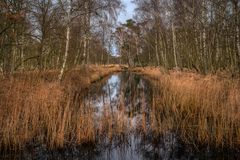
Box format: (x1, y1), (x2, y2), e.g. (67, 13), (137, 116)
(58, 0), (72, 81)
(131, 0), (240, 73)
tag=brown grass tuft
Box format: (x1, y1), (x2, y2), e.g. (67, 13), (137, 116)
(0, 65), (122, 151)
(133, 67), (240, 150)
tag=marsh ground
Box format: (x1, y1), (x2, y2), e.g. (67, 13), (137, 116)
(0, 65), (239, 159)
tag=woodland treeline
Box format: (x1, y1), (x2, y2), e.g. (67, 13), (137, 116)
(0, 0), (121, 77)
(116, 0), (240, 74)
(1, 0), (240, 75)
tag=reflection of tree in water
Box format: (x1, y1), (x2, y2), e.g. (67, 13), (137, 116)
(68, 73), (196, 160)
(3, 73), (235, 160)
(79, 72), (153, 119)
(59, 73), (237, 160)
(135, 132), (186, 160)
(121, 72), (152, 118)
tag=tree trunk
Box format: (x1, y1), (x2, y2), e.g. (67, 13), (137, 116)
(128, 45), (133, 67)
(11, 44), (16, 74)
(233, 0), (240, 70)
(236, 22), (240, 69)
(172, 22), (178, 68)
(135, 38), (141, 66)
(82, 36), (87, 65)
(155, 33), (160, 66)
(202, 0), (207, 73)
(20, 42), (24, 71)
(202, 27), (207, 72)
(58, 1), (71, 81)
(59, 25), (70, 81)
(74, 39), (82, 66)
(87, 38), (90, 64)
(159, 33), (166, 67)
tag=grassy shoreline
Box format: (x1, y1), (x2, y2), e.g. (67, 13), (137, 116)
(131, 67), (240, 151)
(0, 65), (123, 151)
(0, 65), (239, 153)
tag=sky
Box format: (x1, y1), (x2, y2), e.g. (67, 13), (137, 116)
(118, 0), (136, 24)
(110, 0), (136, 56)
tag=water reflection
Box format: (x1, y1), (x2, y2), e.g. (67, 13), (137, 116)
(1, 72), (238, 160)
(84, 72), (154, 160)
(77, 73), (186, 160)
(77, 72), (238, 160)
(85, 72), (151, 121)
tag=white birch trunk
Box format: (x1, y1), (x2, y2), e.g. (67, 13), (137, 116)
(155, 33), (160, 66)
(216, 33), (220, 64)
(202, 0), (207, 72)
(21, 45), (24, 71)
(11, 44), (16, 74)
(237, 24), (240, 60)
(58, 0), (71, 81)
(82, 36), (87, 65)
(235, 7), (240, 65)
(172, 22), (178, 68)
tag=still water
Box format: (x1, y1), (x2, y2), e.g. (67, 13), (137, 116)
(1, 72), (238, 160)
(68, 72), (185, 160)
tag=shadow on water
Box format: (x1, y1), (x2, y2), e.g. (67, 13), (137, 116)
(1, 72), (239, 160)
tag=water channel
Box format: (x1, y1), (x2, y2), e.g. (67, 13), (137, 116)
(1, 72), (238, 160)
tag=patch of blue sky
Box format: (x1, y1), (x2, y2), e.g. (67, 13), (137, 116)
(118, 0), (136, 24)
(110, 0), (136, 56)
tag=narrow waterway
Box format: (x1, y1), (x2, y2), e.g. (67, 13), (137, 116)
(75, 72), (184, 160)
(1, 72), (238, 160)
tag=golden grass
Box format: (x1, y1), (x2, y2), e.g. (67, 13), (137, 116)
(132, 67), (240, 150)
(0, 65), (123, 151)
(0, 65), (239, 152)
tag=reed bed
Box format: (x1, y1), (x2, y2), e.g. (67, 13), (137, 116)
(1, 65), (239, 153)
(0, 65), (123, 151)
(133, 67), (240, 151)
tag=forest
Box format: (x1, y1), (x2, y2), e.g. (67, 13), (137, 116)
(1, 0), (240, 75)
(0, 0), (240, 159)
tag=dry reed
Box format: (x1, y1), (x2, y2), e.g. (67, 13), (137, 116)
(132, 67), (240, 150)
(0, 65), (123, 151)
(1, 65), (239, 153)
